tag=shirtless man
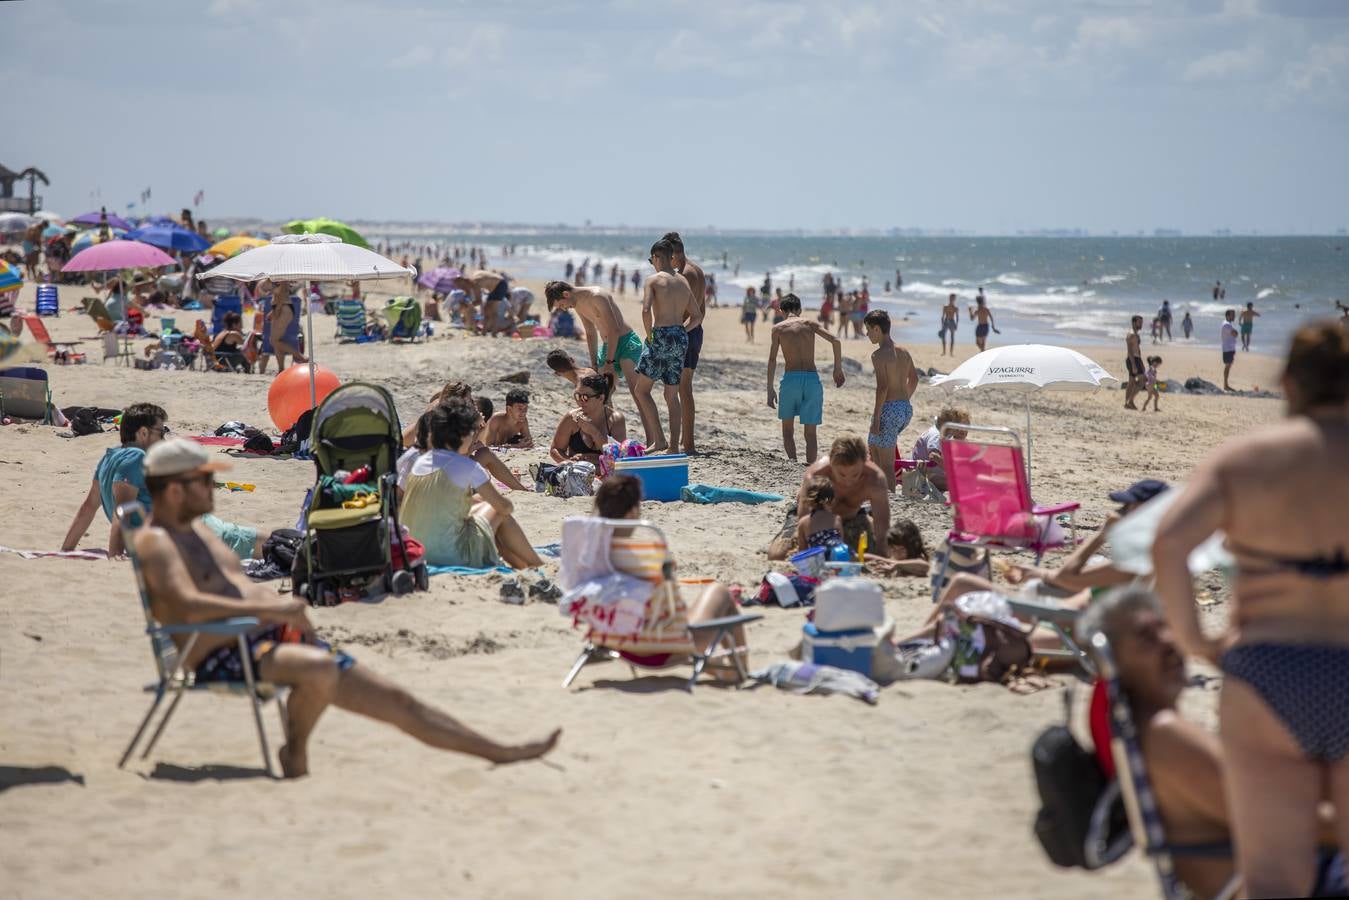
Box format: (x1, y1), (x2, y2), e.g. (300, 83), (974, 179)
(454, 270), (509, 334)
(258, 282), (306, 374)
(1124, 314), (1145, 409)
(766, 292), (845, 462)
(483, 388), (533, 449)
(545, 280), (644, 421)
(768, 434), (891, 560)
(939, 293), (960, 356)
(968, 294), (1000, 351)
(863, 310), (919, 491)
(131, 438), (559, 778)
(1239, 301), (1260, 351)
(664, 232), (706, 455)
(634, 239), (702, 452)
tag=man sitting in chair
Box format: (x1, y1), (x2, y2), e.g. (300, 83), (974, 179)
(1081, 588), (1345, 899)
(133, 437), (561, 778)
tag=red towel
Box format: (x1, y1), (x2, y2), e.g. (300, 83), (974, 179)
(189, 435), (246, 446)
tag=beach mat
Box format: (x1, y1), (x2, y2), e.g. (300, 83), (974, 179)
(1, 545), (107, 561)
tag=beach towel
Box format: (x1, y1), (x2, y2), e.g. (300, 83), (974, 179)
(750, 661), (881, 704)
(0, 545), (107, 561)
(190, 435), (247, 447)
(427, 563), (512, 576)
(679, 483), (785, 505)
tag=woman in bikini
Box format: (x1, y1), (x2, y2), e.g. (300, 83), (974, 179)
(549, 374), (626, 466)
(1154, 320), (1349, 898)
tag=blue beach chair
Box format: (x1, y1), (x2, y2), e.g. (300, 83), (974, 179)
(115, 502), (288, 777)
(334, 298), (366, 341)
(209, 295), (243, 336)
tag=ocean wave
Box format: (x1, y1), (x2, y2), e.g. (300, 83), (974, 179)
(1256, 287), (1277, 299)
(1090, 273), (1128, 285)
(993, 273), (1031, 287)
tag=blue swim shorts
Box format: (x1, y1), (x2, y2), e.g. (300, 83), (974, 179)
(636, 325), (689, 386)
(868, 399), (913, 448)
(778, 371), (824, 426)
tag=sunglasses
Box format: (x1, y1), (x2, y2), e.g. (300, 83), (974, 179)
(574, 392), (598, 401)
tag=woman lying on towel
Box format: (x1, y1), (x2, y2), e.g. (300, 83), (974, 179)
(595, 474), (750, 678)
(397, 398), (541, 570)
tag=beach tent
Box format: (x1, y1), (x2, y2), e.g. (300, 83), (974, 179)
(929, 344), (1117, 488)
(283, 217), (370, 250)
(199, 233), (413, 406)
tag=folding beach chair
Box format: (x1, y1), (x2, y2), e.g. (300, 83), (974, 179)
(19, 313), (85, 363)
(83, 296), (115, 334)
(209, 295), (243, 335)
(334, 298), (366, 341)
(1081, 630), (1240, 900)
(115, 502), (289, 778)
(559, 516), (761, 691)
(0, 366), (54, 423)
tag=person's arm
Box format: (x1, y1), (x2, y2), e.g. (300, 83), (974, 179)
(475, 477), (514, 517)
(906, 355), (920, 395)
(62, 482), (103, 552)
(766, 329), (780, 408)
(1153, 454), (1229, 663)
(685, 291), (705, 331)
(135, 527), (310, 628)
(640, 280), (654, 338)
(1056, 513), (1117, 575)
(105, 481), (144, 557)
(989, 311), (1000, 333)
(814, 322), (845, 386)
(549, 416), (574, 463)
(795, 516), (810, 550)
(870, 356), (885, 438)
(518, 417), (535, 450)
(581, 315), (600, 370)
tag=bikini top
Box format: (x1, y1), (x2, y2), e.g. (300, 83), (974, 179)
(565, 408), (611, 457)
(1229, 540), (1349, 580)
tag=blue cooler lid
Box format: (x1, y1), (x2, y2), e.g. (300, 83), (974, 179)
(790, 547), (826, 563)
(802, 621), (876, 638)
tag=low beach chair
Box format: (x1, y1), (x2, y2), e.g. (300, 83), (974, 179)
(0, 366), (54, 423)
(334, 298), (366, 341)
(115, 502), (288, 778)
(20, 313), (85, 363)
(83, 296), (115, 334)
(1081, 631), (1239, 900)
(209, 295), (243, 335)
(559, 516), (761, 691)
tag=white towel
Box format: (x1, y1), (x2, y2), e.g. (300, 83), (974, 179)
(559, 516), (654, 637)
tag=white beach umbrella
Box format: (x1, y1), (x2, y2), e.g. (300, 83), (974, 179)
(929, 344), (1118, 487)
(0, 212), (38, 232)
(199, 233), (414, 407)
(33, 210), (64, 224)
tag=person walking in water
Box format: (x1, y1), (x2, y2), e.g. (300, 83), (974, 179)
(938, 293), (959, 356)
(766, 293), (845, 462)
(863, 310), (918, 492)
(1157, 300), (1173, 342)
(1240, 301), (1261, 351)
(1182, 310), (1194, 339)
(968, 294), (1000, 351)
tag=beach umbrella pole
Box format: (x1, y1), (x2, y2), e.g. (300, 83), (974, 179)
(306, 286), (317, 409)
(1025, 395), (1033, 492)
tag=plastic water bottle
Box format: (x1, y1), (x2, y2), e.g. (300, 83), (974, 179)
(828, 542), (852, 564)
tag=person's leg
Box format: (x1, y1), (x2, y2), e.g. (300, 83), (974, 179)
(1219, 678), (1324, 898)
(803, 424), (818, 463)
(678, 368), (696, 454)
(781, 419), (797, 462)
(476, 501), (543, 568)
(256, 644), (341, 778)
(633, 373), (665, 451)
(332, 663), (559, 763)
(871, 441), (897, 492)
(277, 339), (306, 364)
(1223, 360), (1233, 391)
(664, 383), (682, 452)
(685, 582), (749, 680)
(472, 446), (527, 491)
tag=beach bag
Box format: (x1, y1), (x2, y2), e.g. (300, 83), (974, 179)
(1032, 720), (1128, 869)
(901, 464), (943, 502)
(938, 592), (1033, 684)
(69, 407), (104, 436)
(534, 461), (596, 498)
(243, 432), (276, 455)
(275, 407), (316, 456)
(262, 528), (305, 572)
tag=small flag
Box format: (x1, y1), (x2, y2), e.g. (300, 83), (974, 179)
(193, 190), (205, 206)
(141, 187), (152, 203)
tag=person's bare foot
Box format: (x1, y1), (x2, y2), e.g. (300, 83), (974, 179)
(646, 441), (669, 454)
(1124, 402), (1138, 410)
(278, 743), (308, 779)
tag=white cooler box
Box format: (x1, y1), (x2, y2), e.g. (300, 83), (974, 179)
(814, 577), (885, 631)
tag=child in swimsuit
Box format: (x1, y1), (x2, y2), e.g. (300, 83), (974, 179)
(1140, 355), (1162, 412)
(795, 477), (846, 553)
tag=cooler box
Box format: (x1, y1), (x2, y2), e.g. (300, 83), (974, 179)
(802, 622), (879, 678)
(814, 577), (885, 631)
(615, 453), (689, 502)
(35, 284), (59, 316)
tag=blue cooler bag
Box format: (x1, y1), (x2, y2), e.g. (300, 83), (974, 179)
(801, 622), (879, 678)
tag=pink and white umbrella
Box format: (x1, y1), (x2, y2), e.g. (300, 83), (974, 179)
(64, 239), (177, 273)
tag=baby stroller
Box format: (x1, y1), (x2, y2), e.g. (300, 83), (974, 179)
(292, 382), (428, 604)
(384, 295), (422, 342)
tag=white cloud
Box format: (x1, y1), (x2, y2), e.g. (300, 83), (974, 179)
(1183, 45), (1266, 81)
(1073, 16), (1146, 53)
(388, 45), (435, 70)
(1282, 38), (1349, 94)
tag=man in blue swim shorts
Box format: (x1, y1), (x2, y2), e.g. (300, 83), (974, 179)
(766, 293), (845, 462)
(633, 239), (702, 452)
(132, 438), (560, 778)
(863, 310), (919, 491)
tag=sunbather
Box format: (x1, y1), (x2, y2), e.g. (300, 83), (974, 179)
(60, 402), (265, 559)
(595, 475), (749, 678)
(550, 374), (628, 466)
(133, 438), (559, 778)
(1153, 321), (1349, 898)
(1081, 587), (1345, 898)
(398, 399), (542, 569)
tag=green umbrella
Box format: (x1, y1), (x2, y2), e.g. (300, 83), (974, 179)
(283, 217), (370, 249)
(213, 226), (231, 238)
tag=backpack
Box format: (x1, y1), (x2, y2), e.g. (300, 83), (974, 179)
(275, 407), (316, 456)
(1031, 718), (1131, 869)
(243, 431), (276, 455)
(262, 528), (305, 572)
(69, 407), (104, 436)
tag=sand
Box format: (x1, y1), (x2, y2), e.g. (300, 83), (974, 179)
(0, 275), (1286, 899)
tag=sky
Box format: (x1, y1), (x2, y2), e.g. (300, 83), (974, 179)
(5, 0), (1349, 233)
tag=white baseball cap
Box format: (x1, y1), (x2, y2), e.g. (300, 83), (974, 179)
(144, 438), (232, 478)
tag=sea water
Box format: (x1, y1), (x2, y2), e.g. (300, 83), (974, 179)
(374, 230), (1348, 350)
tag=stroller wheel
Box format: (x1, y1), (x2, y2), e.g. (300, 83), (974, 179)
(391, 569), (415, 595)
(415, 564), (429, 592)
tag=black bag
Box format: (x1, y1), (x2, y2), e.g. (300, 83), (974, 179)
(1031, 724), (1126, 869)
(262, 528), (305, 572)
(69, 407), (104, 436)
(276, 407), (316, 455)
(243, 432), (275, 455)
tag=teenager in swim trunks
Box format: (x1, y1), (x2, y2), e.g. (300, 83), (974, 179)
(863, 310), (919, 491)
(939, 293), (960, 356)
(631, 240), (701, 452)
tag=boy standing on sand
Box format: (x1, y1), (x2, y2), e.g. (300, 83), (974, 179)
(545, 280), (643, 422)
(634, 240), (702, 453)
(1221, 309), (1239, 391)
(1124, 314), (1145, 409)
(863, 310), (918, 492)
(1239, 301), (1260, 351)
(664, 232), (706, 455)
(766, 293), (845, 463)
(968, 295), (1000, 351)
(939, 293), (960, 356)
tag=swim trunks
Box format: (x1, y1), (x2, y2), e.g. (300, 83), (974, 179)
(597, 329), (644, 379)
(868, 399), (913, 448)
(939, 317), (957, 336)
(683, 323), (704, 370)
(1222, 350), (1235, 365)
(202, 513), (258, 561)
(636, 325), (689, 386)
(1125, 356), (1145, 379)
(741, 311), (757, 324)
(975, 323), (989, 339)
(193, 623), (356, 684)
(777, 371), (824, 426)
(1240, 322), (1253, 335)
(486, 277), (510, 304)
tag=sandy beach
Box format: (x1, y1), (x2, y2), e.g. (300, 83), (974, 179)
(1, 276), (1286, 899)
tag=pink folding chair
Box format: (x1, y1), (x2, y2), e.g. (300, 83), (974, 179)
(934, 423), (1079, 597)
